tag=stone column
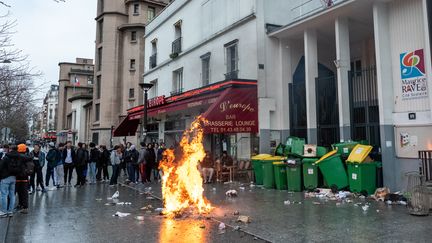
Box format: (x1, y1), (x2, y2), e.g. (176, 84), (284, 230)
(304, 29), (318, 144)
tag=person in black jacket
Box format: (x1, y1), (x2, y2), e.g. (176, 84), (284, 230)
(96, 145), (110, 181)
(88, 143), (99, 184)
(144, 143), (156, 182)
(62, 141), (76, 186)
(15, 144), (33, 214)
(124, 143), (139, 184)
(74, 142), (88, 187)
(0, 145), (23, 217)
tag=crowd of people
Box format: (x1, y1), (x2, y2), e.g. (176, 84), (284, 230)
(0, 141), (166, 217)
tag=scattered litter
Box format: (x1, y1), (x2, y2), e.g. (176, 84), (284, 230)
(336, 202), (341, 206)
(112, 212), (130, 217)
(108, 191), (120, 200)
(95, 198), (102, 201)
(239, 187), (245, 190)
(359, 195), (366, 199)
(218, 223), (226, 234)
(376, 210), (380, 213)
(225, 190), (238, 197)
(146, 196), (155, 200)
(336, 191), (351, 199)
(224, 182), (231, 184)
(237, 215), (251, 223)
(145, 210), (152, 214)
(254, 237), (258, 240)
(312, 202), (321, 205)
(284, 200), (291, 205)
(386, 200), (392, 205)
(141, 205), (153, 210)
(212, 188), (217, 191)
(234, 226), (241, 231)
(361, 205), (369, 212)
(155, 208), (164, 214)
(399, 201), (407, 206)
(354, 203), (362, 207)
(116, 202), (132, 205)
(250, 184), (255, 188)
(372, 187), (390, 201)
(104, 202), (116, 206)
(135, 215), (145, 221)
(233, 211), (240, 215)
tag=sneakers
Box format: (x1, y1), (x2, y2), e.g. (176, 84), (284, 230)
(0, 212), (8, 218)
(20, 208), (29, 214)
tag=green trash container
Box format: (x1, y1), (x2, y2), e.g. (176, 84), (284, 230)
(273, 162), (287, 190)
(347, 162), (377, 195)
(291, 138), (305, 157)
(286, 159), (302, 192)
(302, 158), (319, 190)
(262, 156), (285, 189)
(315, 153), (349, 190)
(332, 141), (359, 156)
(251, 154), (271, 185)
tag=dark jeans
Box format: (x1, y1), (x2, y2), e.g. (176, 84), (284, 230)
(16, 181), (29, 209)
(110, 164), (120, 185)
(145, 164), (153, 182)
(64, 163), (74, 184)
(30, 166), (45, 191)
(45, 166), (55, 187)
(127, 163), (137, 183)
(96, 164), (109, 180)
(75, 165), (86, 186)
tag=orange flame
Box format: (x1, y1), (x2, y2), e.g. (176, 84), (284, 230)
(159, 116), (213, 216)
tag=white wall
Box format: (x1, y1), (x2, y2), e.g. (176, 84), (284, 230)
(144, 0), (258, 96)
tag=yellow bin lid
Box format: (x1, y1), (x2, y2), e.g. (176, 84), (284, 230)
(347, 144), (373, 163)
(262, 156), (286, 161)
(273, 161), (285, 165)
(251, 154), (272, 160)
(314, 150), (337, 165)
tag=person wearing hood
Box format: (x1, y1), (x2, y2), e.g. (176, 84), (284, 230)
(14, 144), (33, 214)
(124, 143), (139, 184)
(29, 144), (46, 193)
(0, 145), (22, 217)
(75, 142), (88, 187)
(144, 143), (156, 182)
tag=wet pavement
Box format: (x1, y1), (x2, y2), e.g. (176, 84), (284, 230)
(1, 176), (431, 243)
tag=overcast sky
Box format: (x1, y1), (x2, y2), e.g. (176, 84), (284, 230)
(3, 0), (96, 102)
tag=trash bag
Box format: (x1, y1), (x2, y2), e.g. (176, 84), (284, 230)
(275, 143), (285, 156)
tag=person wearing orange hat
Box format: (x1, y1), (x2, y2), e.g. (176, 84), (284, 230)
(15, 144), (33, 214)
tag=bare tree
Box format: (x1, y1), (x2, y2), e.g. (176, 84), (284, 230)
(0, 15), (41, 142)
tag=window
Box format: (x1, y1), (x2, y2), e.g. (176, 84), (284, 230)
(133, 4), (140, 15)
(350, 59), (362, 77)
(129, 88), (135, 99)
(150, 41), (157, 68)
(131, 31), (137, 42)
(201, 53), (211, 86)
(96, 76), (101, 99)
(98, 20), (103, 43)
(88, 75), (94, 85)
(97, 47), (103, 71)
(95, 104), (100, 121)
(147, 6), (155, 22)
(225, 40), (238, 77)
(49, 109), (53, 119)
(172, 68), (183, 95)
(92, 133), (99, 145)
(130, 59), (136, 70)
(150, 79), (158, 98)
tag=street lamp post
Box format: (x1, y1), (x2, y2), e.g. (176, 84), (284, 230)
(138, 82), (154, 143)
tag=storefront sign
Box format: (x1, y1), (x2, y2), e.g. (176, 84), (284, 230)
(148, 95), (166, 108)
(399, 49), (428, 100)
(203, 88), (258, 134)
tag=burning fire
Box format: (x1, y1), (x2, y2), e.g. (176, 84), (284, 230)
(159, 116), (213, 216)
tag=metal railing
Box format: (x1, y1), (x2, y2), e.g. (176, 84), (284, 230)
(149, 53), (157, 69)
(172, 37), (182, 54)
(170, 88), (183, 96)
(224, 70), (238, 80)
(419, 150), (432, 182)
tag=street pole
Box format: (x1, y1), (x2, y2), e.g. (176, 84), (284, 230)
(110, 125), (114, 149)
(138, 82), (153, 145)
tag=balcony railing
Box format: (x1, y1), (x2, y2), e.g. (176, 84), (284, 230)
(170, 88), (183, 96)
(172, 37), (182, 54)
(149, 53), (157, 69)
(224, 70), (238, 80)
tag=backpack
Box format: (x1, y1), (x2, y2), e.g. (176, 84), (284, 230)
(23, 160), (35, 176)
(6, 156), (22, 176)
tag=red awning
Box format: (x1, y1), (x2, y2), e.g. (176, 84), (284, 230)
(202, 87), (258, 134)
(113, 116), (140, 137)
(114, 80), (258, 137)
